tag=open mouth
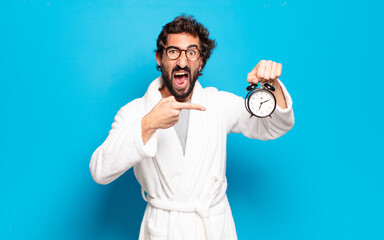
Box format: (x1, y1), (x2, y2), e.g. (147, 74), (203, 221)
(173, 72), (189, 89)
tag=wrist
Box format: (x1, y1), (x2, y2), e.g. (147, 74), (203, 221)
(141, 115), (157, 135)
(141, 115), (157, 145)
(272, 78), (280, 86)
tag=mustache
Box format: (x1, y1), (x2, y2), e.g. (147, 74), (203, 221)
(172, 66), (191, 74)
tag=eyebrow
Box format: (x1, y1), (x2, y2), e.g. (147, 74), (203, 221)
(167, 44), (199, 49)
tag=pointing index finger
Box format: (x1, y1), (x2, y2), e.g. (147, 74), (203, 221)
(174, 102), (206, 111)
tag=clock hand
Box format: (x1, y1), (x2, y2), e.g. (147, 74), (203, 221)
(259, 101), (267, 110)
(261, 99), (271, 104)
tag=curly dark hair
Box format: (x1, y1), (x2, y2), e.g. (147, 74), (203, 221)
(155, 15), (216, 74)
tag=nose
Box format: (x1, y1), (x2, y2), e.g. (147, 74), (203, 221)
(176, 51), (189, 68)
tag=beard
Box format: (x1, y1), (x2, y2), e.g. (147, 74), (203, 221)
(161, 65), (200, 100)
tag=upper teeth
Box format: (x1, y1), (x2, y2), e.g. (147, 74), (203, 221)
(175, 73), (187, 76)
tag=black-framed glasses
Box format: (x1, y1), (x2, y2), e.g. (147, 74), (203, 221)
(164, 46), (202, 62)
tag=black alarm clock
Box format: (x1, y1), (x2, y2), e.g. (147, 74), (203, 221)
(245, 83), (277, 118)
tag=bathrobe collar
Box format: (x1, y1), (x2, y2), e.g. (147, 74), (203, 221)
(143, 77), (207, 199)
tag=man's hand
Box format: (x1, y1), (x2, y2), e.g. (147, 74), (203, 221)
(247, 60), (287, 109)
(141, 96), (206, 144)
(247, 60), (282, 85)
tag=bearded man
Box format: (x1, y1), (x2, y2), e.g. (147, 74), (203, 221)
(90, 15), (294, 240)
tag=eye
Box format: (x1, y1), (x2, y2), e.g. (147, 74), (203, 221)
(168, 49), (178, 54)
(187, 49), (197, 56)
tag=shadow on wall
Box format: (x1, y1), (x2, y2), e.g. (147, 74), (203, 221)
(225, 140), (285, 212)
(83, 66), (158, 239)
(94, 170), (146, 239)
(226, 148), (264, 205)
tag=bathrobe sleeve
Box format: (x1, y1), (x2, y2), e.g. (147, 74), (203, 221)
(89, 98), (158, 185)
(218, 79), (294, 140)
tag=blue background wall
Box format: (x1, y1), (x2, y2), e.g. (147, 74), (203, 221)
(1, 0), (383, 239)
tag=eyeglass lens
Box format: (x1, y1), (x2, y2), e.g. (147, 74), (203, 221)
(166, 47), (200, 61)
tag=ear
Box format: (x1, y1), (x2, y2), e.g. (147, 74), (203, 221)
(199, 61), (203, 71)
(156, 53), (162, 66)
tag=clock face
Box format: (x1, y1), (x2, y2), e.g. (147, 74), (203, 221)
(248, 89), (276, 117)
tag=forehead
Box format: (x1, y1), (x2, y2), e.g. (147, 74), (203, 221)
(166, 33), (200, 48)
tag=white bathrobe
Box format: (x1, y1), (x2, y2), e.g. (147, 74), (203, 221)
(90, 77), (294, 240)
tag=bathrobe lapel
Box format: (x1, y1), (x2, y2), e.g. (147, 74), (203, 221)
(144, 78), (221, 201)
(175, 82), (219, 199)
(143, 77), (185, 199)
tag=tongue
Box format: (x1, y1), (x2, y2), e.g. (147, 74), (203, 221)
(175, 75), (187, 86)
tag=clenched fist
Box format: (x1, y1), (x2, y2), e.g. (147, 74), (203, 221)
(247, 60), (287, 109)
(141, 96), (205, 144)
(247, 60), (282, 85)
